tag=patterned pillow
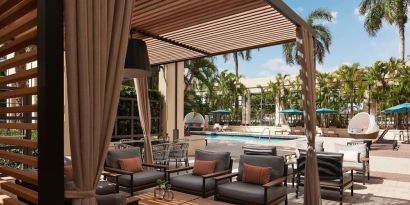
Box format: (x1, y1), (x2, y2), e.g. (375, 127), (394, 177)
(242, 163), (272, 185)
(118, 157), (143, 172)
(192, 160), (216, 176)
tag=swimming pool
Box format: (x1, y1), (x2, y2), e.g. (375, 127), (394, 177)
(205, 134), (291, 143)
(189, 131), (299, 143)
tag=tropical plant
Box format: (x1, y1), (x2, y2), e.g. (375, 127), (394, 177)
(184, 58), (218, 92)
(215, 70), (246, 119)
(282, 8), (334, 65)
(358, 0), (409, 61)
(335, 63), (366, 116)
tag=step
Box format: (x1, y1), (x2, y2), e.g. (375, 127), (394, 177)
(1, 182), (37, 204)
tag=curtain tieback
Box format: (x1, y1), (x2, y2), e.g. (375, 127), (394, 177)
(65, 189), (96, 199)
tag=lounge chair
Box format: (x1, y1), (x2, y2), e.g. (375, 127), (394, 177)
(335, 143), (369, 184)
(371, 128), (398, 150)
(354, 128), (398, 150)
(296, 151), (354, 205)
(167, 149), (232, 197)
(323, 129), (339, 137)
(214, 155), (288, 205)
(241, 145), (295, 187)
(104, 148), (167, 196)
(290, 128), (304, 135)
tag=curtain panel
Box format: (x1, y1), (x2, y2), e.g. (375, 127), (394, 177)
(64, 0), (134, 204)
(134, 77), (154, 164)
(297, 27), (322, 205)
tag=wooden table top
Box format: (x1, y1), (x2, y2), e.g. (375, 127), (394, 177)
(137, 191), (232, 205)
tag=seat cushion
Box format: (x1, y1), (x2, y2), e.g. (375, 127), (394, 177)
(96, 181), (117, 195)
(242, 163), (272, 185)
(238, 155), (284, 181)
(344, 162), (364, 170)
(243, 145), (277, 156)
(192, 160), (216, 176)
(170, 174), (215, 192)
(115, 170), (164, 187)
(118, 157), (143, 172)
(195, 150), (230, 172)
(106, 148), (141, 169)
(296, 140), (324, 158)
(321, 173), (353, 187)
(217, 181), (286, 204)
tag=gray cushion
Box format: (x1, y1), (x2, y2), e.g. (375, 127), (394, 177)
(195, 150), (230, 172)
(243, 145), (277, 156)
(335, 143), (367, 162)
(170, 174), (216, 192)
(114, 170), (164, 187)
(96, 193), (127, 205)
(237, 155), (284, 181)
(217, 181), (287, 204)
(106, 148), (141, 169)
(96, 181), (117, 195)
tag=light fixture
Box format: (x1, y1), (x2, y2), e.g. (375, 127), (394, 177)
(124, 38), (150, 78)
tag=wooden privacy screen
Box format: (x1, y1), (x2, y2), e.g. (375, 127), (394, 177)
(0, 0), (39, 205)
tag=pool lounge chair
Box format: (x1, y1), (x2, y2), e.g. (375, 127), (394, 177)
(354, 128), (398, 150)
(214, 155), (288, 205)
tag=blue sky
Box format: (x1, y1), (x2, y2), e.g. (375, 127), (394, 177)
(213, 0), (410, 78)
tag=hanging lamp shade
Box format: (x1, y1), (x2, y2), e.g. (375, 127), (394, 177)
(124, 38), (150, 78)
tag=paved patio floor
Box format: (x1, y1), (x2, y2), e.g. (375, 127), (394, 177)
(202, 136), (410, 205)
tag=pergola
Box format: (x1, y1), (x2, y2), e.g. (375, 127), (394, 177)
(0, 0), (319, 204)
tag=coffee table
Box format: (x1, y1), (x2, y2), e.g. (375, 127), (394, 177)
(137, 191), (231, 205)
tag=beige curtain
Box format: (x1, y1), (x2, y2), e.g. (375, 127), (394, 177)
(64, 1), (134, 204)
(134, 77), (154, 164)
(297, 27), (322, 205)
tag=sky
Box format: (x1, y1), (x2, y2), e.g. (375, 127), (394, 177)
(213, 0), (410, 79)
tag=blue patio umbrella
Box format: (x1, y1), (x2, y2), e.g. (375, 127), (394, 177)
(383, 103), (410, 142)
(316, 108), (337, 114)
(383, 103), (410, 114)
(280, 109), (303, 114)
(209, 109), (231, 114)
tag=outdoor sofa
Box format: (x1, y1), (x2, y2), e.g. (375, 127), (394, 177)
(214, 155), (288, 205)
(167, 149), (232, 197)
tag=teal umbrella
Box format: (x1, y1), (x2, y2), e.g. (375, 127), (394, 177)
(209, 109), (231, 114)
(383, 103), (410, 143)
(280, 109), (303, 114)
(316, 108), (337, 114)
(383, 103), (410, 113)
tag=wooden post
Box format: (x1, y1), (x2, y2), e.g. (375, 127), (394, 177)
(296, 26), (317, 146)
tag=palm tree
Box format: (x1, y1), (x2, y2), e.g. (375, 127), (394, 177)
(282, 8), (334, 65)
(358, 0), (409, 61)
(223, 50), (253, 76)
(335, 63), (366, 116)
(184, 58), (218, 92)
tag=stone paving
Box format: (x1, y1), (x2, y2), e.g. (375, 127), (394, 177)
(202, 136), (410, 205)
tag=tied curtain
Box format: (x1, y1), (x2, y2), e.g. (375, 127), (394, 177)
(297, 27), (322, 205)
(134, 77), (154, 164)
(64, 0), (134, 204)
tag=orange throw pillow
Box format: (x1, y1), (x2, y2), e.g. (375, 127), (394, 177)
(118, 157), (143, 172)
(242, 163), (272, 185)
(192, 160), (216, 176)
(64, 165), (74, 181)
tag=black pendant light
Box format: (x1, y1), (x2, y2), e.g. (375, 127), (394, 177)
(124, 38), (150, 78)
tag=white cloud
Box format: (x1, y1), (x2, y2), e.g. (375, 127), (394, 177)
(354, 7), (365, 22)
(295, 7), (304, 15)
(257, 58), (300, 76)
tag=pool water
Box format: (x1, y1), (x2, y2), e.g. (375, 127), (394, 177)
(205, 135), (291, 143)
